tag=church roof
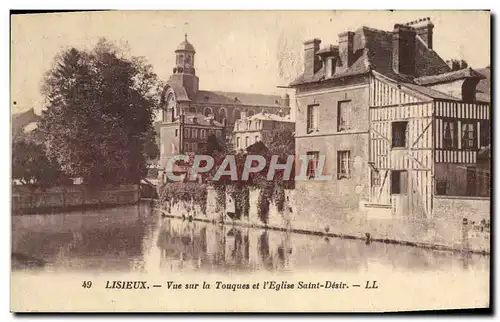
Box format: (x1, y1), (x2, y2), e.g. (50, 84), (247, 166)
(175, 34), (195, 53)
(193, 90), (284, 107)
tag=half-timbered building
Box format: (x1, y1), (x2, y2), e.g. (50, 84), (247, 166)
(288, 18), (491, 222)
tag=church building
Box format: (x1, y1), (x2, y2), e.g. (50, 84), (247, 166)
(158, 35), (291, 166)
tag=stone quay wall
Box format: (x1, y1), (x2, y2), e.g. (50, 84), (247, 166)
(12, 184), (140, 214)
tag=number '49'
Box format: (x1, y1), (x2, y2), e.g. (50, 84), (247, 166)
(82, 281), (92, 288)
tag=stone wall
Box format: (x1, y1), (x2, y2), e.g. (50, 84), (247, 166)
(163, 184), (490, 254)
(12, 184), (140, 214)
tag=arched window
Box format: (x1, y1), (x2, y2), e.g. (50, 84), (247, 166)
(218, 108), (227, 123)
(234, 109), (241, 121)
(204, 107), (213, 117)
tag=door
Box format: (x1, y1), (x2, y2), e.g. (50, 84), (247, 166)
(391, 170), (409, 217)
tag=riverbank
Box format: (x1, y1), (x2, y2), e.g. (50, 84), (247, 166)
(12, 184), (140, 215)
(157, 206), (490, 256)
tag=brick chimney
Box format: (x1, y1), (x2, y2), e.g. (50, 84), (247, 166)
(303, 38), (322, 78)
(415, 21), (434, 49)
(337, 31), (355, 74)
(406, 17), (434, 49)
(392, 24), (416, 75)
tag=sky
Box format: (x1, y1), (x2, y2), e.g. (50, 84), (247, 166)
(11, 10), (490, 115)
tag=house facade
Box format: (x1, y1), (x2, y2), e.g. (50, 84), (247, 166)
(289, 18), (491, 221)
(159, 114), (225, 159)
(232, 111), (295, 151)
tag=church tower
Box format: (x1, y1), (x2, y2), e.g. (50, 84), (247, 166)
(169, 34), (199, 100)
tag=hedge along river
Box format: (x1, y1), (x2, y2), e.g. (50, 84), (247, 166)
(11, 202), (489, 276)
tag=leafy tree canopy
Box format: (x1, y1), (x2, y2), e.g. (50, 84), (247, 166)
(37, 38), (163, 185)
(12, 133), (70, 187)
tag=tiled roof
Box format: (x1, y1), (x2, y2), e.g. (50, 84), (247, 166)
(183, 113), (224, 127)
(474, 68), (491, 103)
(12, 108), (40, 137)
(402, 83), (461, 101)
(289, 26), (451, 86)
(414, 68), (485, 86)
(167, 82), (191, 102)
(247, 112), (294, 122)
(475, 67), (491, 94)
(193, 90), (284, 107)
(373, 70), (459, 101)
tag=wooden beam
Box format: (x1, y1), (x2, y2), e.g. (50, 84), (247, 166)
(377, 170), (389, 202)
(371, 128), (391, 144)
(412, 119), (433, 148)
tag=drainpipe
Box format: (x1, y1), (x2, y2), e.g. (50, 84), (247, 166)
(180, 113), (185, 154)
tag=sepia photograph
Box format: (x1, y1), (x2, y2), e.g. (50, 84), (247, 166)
(10, 9), (491, 312)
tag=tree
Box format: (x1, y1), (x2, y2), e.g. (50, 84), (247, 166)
(37, 38), (163, 186)
(12, 133), (70, 186)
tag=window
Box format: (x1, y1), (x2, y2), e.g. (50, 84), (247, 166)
(337, 151), (351, 179)
(218, 108), (227, 123)
(307, 104), (319, 133)
(443, 119), (457, 149)
(184, 128), (190, 138)
(204, 107), (212, 117)
(236, 137), (240, 149)
(306, 151), (319, 179)
(461, 121), (477, 149)
(192, 129), (197, 138)
(480, 120), (490, 147)
(234, 109), (241, 120)
(176, 54), (184, 65)
(184, 142), (190, 152)
(392, 121), (408, 148)
(326, 57), (336, 78)
(245, 136), (249, 148)
(201, 129), (206, 138)
(436, 178), (447, 195)
(371, 169), (381, 186)
(216, 130), (221, 137)
(337, 100), (351, 131)
(255, 135), (259, 143)
(391, 170), (408, 195)
(175, 129), (179, 137)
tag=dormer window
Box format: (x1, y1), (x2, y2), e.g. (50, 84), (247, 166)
(326, 57), (336, 78)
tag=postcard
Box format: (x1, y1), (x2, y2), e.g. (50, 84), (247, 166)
(10, 10), (491, 312)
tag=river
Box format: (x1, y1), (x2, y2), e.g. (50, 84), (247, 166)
(11, 202), (489, 275)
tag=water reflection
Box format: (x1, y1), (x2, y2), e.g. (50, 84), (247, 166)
(11, 203), (489, 275)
